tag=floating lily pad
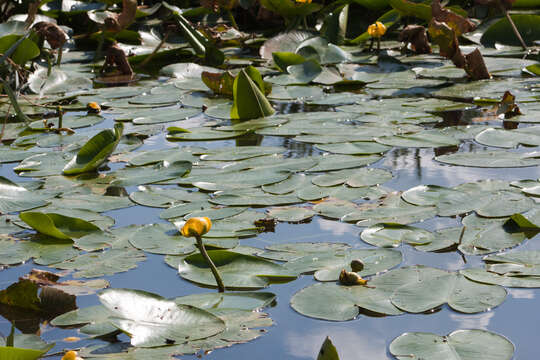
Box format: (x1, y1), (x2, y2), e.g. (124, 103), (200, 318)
(459, 214), (527, 255)
(102, 160), (192, 187)
(260, 242), (351, 262)
(98, 288), (226, 347)
(0, 176), (55, 214)
(266, 207), (315, 222)
(435, 150), (540, 168)
(313, 168), (392, 188)
(178, 250), (297, 289)
(53, 248), (146, 278)
(360, 223), (433, 248)
(390, 267), (506, 313)
(342, 193), (437, 226)
(129, 186), (208, 208)
(389, 329), (514, 360)
(296, 248), (403, 281)
(19, 212), (101, 240)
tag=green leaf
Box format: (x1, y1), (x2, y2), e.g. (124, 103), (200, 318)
(390, 268), (506, 313)
(62, 123), (123, 175)
(317, 337), (340, 360)
(98, 288), (226, 347)
(0, 176), (56, 214)
(287, 60), (323, 84)
(19, 212), (101, 240)
(54, 248), (146, 278)
(231, 69), (275, 120)
(272, 52), (306, 72)
(320, 4), (348, 45)
(178, 250), (297, 289)
(0, 34), (40, 66)
(389, 0), (430, 20)
(481, 15), (540, 47)
(389, 329), (514, 360)
(360, 223), (433, 248)
(435, 150), (540, 168)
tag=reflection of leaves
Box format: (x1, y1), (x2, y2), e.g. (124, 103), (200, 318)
(0, 278), (76, 334)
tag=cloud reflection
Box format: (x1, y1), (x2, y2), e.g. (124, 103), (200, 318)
(508, 289), (535, 299)
(449, 311), (494, 329)
(285, 327), (390, 360)
(318, 219), (357, 236)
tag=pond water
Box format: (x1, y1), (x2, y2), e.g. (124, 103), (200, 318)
(2, 67), (540, 360)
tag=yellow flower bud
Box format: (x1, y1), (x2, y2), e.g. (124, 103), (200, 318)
(181, 217), (212, 237)
(86, 102), (101, 113)
(368, 21), (386, 38)
(339, 269), (368, 286)
(62, 351), (81, 360)
(296, 0), (312, 3)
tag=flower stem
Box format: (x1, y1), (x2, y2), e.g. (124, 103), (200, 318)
(195, 234), (225, 292)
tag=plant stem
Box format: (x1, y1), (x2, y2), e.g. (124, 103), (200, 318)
(139, 27), (171, 68)
(195, 234), (225, 292)
(56, 47), (63, 67)
(1, 79), (31, 125)
(497, 0), (527, 51)
(226, 9), (238, 30)
(57, 106), (63, 129)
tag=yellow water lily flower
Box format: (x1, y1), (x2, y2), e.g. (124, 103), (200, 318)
(86, 102), (101, 113)
(62, 351), (83, 360)
(367, 21), (386, 38)
(296, 0), (312, 3)
(181, 217), (212, 237)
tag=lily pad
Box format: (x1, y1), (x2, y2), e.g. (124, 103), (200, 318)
(390, 267), (506, 313)
(266, 207), (315, 222)
(178, 250), (297, 289)
(360, 223), (434, 248)
(19, 212), (101, 240)
(389, 329), (514, 360)
(435, 150), (540, 168)
(98, 288), (226, 347)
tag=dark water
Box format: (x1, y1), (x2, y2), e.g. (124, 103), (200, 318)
(2, 107), (540, 359)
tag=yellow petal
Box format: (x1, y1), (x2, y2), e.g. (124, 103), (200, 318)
(62, 351), (78, 360)
(181, 217), (212, 237)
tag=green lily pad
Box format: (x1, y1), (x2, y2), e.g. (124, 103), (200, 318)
(63, 124), (123, 175)
(167, 128), (247, 141)
(315, 141), (392, 155)
(435, 150), (540, 168)
(178, 250), (297, 289)
(342, 193), (437, 226)
(0, 176), (56, 214)
(210, 188), (301, 206)
(49, 193), (134, 212)
(475, 127), (540, 148)
(200, 146), (286, 161)
(98, 288), (226, 347)
(101, 160), (192, 187)
(53, 247), (146, 278)
(389, 329), (514, 360)
(307, 154), (382, 172)
(19, 212), (101, 240)
(262, 174), (312, 195)
(313, 168), (392, 187)
(461, 267), (540, 288)
(459, 214), (527, 255)
(260, 242), (351, 262)
(266, 207), (315, 222)
(129, 186), (208, 208)
(360, 223), (433, 248)
(390, 267), (506, 313)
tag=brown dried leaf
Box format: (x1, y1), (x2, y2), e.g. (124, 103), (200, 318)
(399, 25), (432, 54)
(32, 21), (68, 49)
(105, 0), (138, 32)
(464, 49), (491, 80)
(431, 0), (476, 36)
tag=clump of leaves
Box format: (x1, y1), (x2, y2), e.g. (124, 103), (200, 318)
(428, 0), (490, 80)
